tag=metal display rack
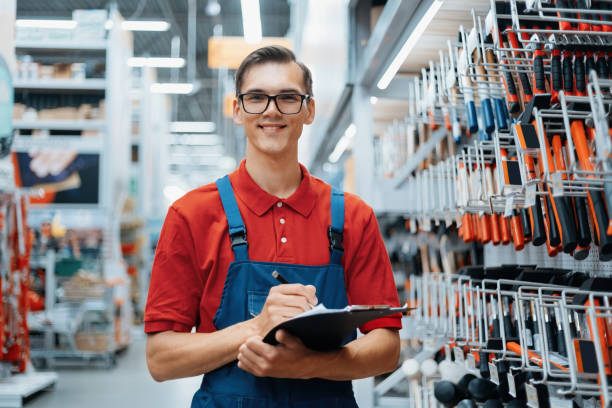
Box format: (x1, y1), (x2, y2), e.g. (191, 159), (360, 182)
(12, 6), (135, 369)
(301, 1), (612, 407)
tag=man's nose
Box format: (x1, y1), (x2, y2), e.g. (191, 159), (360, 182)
(262, 97), (282, 116)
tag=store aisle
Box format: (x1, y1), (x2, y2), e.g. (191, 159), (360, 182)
(25, 328), (201, 408)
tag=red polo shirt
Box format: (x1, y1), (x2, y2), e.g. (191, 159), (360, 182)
(144, 160), (401, 334)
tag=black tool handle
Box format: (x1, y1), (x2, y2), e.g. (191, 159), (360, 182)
(503, 70), (521, 113)
(575, 54), (586, 94)
(553, 195), (579, 253)
(574, 196), (592, 247)
(531, 195), (548, 246)
(521, 208), (532, 240)
(544, 186), (562, 247)
(551, 52), (562, 91)
(534, 53), (546, 93)
(563, 53), (574, 93)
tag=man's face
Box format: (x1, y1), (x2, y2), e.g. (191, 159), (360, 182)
(233, 62), (315, 158)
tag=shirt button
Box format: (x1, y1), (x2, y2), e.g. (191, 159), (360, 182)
(281, 237), (287, 243)
(277, 202), (283, 208)
(280, 218), (285, 224)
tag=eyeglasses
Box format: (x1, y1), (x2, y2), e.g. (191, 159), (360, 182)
(238, 93), (310, 115)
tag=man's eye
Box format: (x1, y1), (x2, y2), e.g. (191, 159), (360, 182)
(246, 94), (266, 101)
(278, 94), (300, 102)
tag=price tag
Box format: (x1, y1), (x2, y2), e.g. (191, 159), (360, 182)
(466, 353), (476, 370)
(504, 195), (515, 218)
(524, 329), (533, 347)
(454, 346), (465, 362)
(488, 362), (500, 385)
(525, 383), (540, 408)
(507, 373), (517, 397)
(456, 214), (462, 227)
(525, 183), (536, 207)
(445, 214), (453, 226)
(548, 398), (572, 408)
(410, 219), (417, 234)
(551, 172), (564, 197)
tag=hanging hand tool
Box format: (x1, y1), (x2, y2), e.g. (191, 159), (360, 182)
(569, 120), (612, 259)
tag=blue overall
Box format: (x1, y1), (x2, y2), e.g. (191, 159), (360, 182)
(190, 175), (358, 408)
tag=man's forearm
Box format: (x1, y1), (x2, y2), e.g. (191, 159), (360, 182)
(146, 320), (258, 382)
(313, 328), (400, 381)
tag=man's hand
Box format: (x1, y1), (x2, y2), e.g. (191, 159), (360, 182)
(251, 283), (317, 336)
(237, 329), (322, 379)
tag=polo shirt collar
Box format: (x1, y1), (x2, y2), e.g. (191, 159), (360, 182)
(231, 159), (317, 217)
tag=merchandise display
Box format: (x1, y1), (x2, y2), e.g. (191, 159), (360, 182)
(1, 0), (611, 407)
(366, 1), (612, 407)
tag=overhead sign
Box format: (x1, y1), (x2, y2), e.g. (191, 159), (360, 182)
(208, 36), (292, 69)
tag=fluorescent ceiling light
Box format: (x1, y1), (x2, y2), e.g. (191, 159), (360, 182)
(376, 0), (443, 90)
(170, 122), (217, 133)
(240, 0), (262, 44)
(128, 57), (185, 68)
(328, 124), (356, 163)
(104, 20), (170, 31)
(150, 83), (194, 94)
(16, 19), (77, 29)
(121, 20), (170, 31)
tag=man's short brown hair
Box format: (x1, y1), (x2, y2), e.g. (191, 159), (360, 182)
(235, 45), (313, 97)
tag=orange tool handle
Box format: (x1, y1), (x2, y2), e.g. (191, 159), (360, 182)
(511, 211), (525, 251)
(500, 215), (511, 245)
(462, 213), (475, 243)
(480, 214), (492, 244)
(507, 342), (568, 371)
(585, 299), (612, 376)
(491, 213), (501, 245)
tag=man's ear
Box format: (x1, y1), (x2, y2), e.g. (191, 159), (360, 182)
(233, 99), (243, 126)
(304, 98), (315, 125)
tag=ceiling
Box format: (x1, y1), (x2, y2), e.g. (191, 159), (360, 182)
(16, 0), (292, 122)
(398, 0), (490, 74)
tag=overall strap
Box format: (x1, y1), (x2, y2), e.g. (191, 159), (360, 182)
(328, 187), (345, 265)
(216, 175), (249, 261)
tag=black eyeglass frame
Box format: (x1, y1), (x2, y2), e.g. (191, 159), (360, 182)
(237, 93), (311, 115)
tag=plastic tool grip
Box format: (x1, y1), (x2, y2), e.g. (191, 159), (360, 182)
(597, 53), (609, 79)
(502, 70), (521, 113)
(451, 106), (462, 144)
(533, 50), (547, 94)
(554, 0), (573, 31)
(500, 215), (511, 245)
(551, 50), (563, 91)
(506, 31), (533, 102)
(570, 121), (612, 258)
(481, 99), (495, 135)
(563, 51), (574, 94)
(575, 53), (586, 95)
(543, 134), (579, 253)
(466, 101), (479, 135)
(507, 342), (568, 371)
(493, 98), (508, 131)
(574, 196), (593, 247)
(586, 52), (596, 75)
(480, 214), (492, 244)
(543, 185), (562, 247)
(521, 209), (533, 242)
(524, 155), (547, 246)
(511, 211), (525, 251)
(491, 213), (501, 245)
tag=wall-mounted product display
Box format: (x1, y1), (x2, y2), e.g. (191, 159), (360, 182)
(335, 1), (612, 407)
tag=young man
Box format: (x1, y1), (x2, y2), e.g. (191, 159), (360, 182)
(145, 46), (401, 407)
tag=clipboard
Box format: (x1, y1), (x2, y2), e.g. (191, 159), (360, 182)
(262, 303), (412, 351)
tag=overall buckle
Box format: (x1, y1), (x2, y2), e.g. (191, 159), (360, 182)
(327, 226), (344, 253)
(229, 229), (248, 248)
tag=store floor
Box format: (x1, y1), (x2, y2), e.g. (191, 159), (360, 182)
(25, 327), (202, 408)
